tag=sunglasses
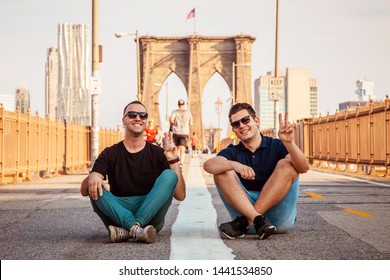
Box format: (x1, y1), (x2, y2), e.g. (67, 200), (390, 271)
(124, 111), (148, 120)
(231, 115), (251, 129)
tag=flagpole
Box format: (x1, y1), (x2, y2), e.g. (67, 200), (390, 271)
(186, 8), (196, 34)
(194, 14), (196, 34)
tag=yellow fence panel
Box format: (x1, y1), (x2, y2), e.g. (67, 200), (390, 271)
(337, 116), (347, 162)
(3, 110), (18, 180)
(358, 114), (371, 163)
(327, 117), (337, 161)
(99, 126), (123, 154)
(372, 108), (386, 162)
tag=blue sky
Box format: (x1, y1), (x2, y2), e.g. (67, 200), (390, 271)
(1, 0), (389, 135)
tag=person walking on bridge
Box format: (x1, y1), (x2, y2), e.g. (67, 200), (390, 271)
(203, 103), (309, 240)
(81, 100), (185, 244)
(170, 99), (192, 167)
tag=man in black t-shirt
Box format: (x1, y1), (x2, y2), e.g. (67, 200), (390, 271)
(81, 101), (185, 244)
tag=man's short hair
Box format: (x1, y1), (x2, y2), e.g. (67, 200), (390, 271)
(178, 99), (185, 105)
(228, 103), (257, 122)
(123, 100), (147, 116)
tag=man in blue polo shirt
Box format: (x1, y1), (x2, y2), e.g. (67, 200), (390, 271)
(203, 103), (309, 240)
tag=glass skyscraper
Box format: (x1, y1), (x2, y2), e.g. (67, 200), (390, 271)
(57, 23), (91, 125)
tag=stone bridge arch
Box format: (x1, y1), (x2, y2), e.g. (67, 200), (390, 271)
(138, 34), (255, 148)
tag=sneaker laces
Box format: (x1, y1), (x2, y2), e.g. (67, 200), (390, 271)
(132, 225), (141, 240)
(108, 225), (130, 242)
(116, 227), (130, 241)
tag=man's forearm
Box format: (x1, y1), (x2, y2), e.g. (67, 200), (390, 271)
(80, 175), (89, 196)
(203, 156), (234, 175)
(171, 163), (186, 201)
(284, 142), (310, 173)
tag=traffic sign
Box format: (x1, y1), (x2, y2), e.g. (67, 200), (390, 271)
(269, 77), (284, 101)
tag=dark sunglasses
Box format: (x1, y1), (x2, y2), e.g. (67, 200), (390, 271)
(231, 115), (251, 129)
(124, 111), (148, 120)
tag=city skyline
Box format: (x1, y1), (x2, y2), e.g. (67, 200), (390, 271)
(0, 0), (389, 134)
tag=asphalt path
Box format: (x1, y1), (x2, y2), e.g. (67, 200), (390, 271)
(0, 154), (389, 260)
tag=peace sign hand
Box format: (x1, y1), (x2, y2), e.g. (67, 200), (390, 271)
(162, 132), (178, 161)
(278, 112), (295, 143)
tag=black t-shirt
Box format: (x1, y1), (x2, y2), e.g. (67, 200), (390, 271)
(91, 141), (170, 196)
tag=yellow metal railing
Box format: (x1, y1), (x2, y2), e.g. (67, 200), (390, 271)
(305, 97), (390, 177)
(0, 106), (123, 184)
(1, 97), (389, 185)
(99, 125), (124, 154)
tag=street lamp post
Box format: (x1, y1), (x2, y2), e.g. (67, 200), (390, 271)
(274, 0), (280, 138)
(232, 62), (251, 105)
(214, 97), (223, 153)
(273, 0), (281, 138)
(91, 0), (100, 166)
(115, 31), (141, 101)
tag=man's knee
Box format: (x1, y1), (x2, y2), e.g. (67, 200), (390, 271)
(159, 169), (178, 189)
(214, 170), (237, 187)
(275, 159), (298, 179)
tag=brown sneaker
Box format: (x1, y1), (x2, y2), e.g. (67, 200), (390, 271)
(132, 225), (156, 244)
(108, 225), (130, 243)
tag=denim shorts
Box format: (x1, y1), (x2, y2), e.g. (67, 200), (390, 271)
(216, 176), (300, 233)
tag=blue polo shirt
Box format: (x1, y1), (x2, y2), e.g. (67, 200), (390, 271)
(217, 134), (288, 192)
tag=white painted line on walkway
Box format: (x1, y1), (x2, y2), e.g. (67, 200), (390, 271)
(170, 157), (235, 260)
(309, 170), (390, 188)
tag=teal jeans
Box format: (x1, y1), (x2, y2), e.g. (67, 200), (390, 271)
(90, 169), (178, 232)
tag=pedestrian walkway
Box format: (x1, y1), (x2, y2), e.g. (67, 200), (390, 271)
(1, 154), (389, 260)
(170, 157), (234, 259)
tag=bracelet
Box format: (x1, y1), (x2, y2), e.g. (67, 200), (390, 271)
(167, 157), (180, 165)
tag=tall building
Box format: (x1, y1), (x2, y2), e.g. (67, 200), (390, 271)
(254, 73), (285, 130)
(45, 46), (59, 119)
(57, 23), (91, 125)
(254, 67), (318, 130)
(355, 78), (375, 101)
(15, 87), (30, 113)
(0, 94), (15, 111)
(310, 79), (318, 117)
(286, 68), (317, 121)
(339, 78), (376, 111)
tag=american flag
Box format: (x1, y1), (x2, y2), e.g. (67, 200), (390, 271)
(186, 8), (195, 20)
